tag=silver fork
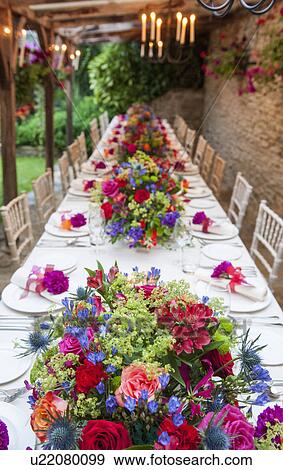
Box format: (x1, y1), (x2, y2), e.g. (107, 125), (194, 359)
(0, 387), (27, 403)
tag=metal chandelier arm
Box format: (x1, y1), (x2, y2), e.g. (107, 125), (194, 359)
(195, 0), (234, 12)
(195, 0), (276, 15)
(239, 0), (276, 14)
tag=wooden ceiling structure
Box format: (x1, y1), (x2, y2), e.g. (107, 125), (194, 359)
(0, 1), (217, 204)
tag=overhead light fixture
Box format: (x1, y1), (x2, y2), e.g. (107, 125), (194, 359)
(196, 0), (276, 17)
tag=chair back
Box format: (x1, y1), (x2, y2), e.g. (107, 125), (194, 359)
(228, 172), (253, 230)
(90, 118), (100, 151)
(210, 154), (226, 198)
(194, 135), (207, 168)
(99, 111), (109, 136)
(173, 115), (187, 145)
(68, 140), (81, 178)
(32, 168), (55, 225)
(58, 152), (71, 194)
(201, 144), (215, 183)
(185, 128), (196, 158)
(0, 193), (34, 264)
(250, 200), (283, 289)
(77, 132), (88, 163)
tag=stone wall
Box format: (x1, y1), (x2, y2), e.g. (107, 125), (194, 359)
(202, 11), (283, 240)
(151, 88), (204, 130)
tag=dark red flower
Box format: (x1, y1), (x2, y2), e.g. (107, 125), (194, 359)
(134, 189), (150, 204)
(116, 178), (127, 188)
(87, 270), (103, 290)
(75, 360), (108, 394)
(155, 418), (200, 450)
(127, 143), (137, 154)
(79, 420), (132, 450)
(101, 202), (113, 220)
(136, 285), (156, 299)
(201, 349), (234, 378)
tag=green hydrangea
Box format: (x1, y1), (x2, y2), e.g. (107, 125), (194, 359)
(73, 394), (101, 420)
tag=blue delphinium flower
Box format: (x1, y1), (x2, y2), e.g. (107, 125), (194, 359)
(42, 416), (80, 450)
(147, 267), (161, 280)
(172, 414), (184, 427)
(27, 395), (37, 409)
(39, 322), (50, 330)
(250, 382), (268, 393)
(124, 396), (136, 412)
(65, 326), (89, 349)
(160, 211), (180, 228)
(106, 220), (126, 238)
(148, 401), (159, 414)
(202, 296), (209, 304)
(106, 364), (116, 374)
(168, 396), (180, 414)
(132, 266), (139, 272)
(106, 395), (117, 414)
(62, 298), (74, 318)
(99, 325), (108, 337)
(158, 432), (170, 446)
(140, 390), (149, 401)
(203, 425), (230, 450)
(253, 392), (270, 406)
(127, 227), (144, 247)
(61, 381), (70, 392)
(251, 364), (271, 382)
(87, 351), (106, 364)
(77, 308), (89, 321)
(96, 381), (105, 395)
(159, 373), (170, 389)
(103, 313), (112, 321)
(111, 346), (118, 355)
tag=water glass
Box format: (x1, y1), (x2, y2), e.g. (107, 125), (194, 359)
(88, 203), (105, 247)
(181, 244), (200, 274)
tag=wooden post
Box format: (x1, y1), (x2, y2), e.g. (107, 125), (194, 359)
(0, 7), (17, 204)
(44, 74), (54, 171)
(65, 72), (73, 146)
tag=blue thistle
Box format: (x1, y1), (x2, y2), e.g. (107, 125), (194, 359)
(239, 330), (264, 377)
(76, 287), (88, 300)
(19, 331), (52, 357)
(42, 416), (80, 450)
(203, 425), (230, 450)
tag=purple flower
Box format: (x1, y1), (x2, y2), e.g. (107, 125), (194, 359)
(159, 373), (170, 389)
(192, 211), (207, 225)
(0, 419), (9, 450)
(158, 431), (170, 446)
(43, 270), (69, 295)
(106, 220), (126, 237)
(70, 213), (87, 228)
(148, 400), (159, 414)
(211, 261), (232, 279)
(83, 180), (96, 192)
(124, 396), (136, 412)
(172, 413), (185, 427)
(106, 395), (118, 414)
(160, 211), (180, 228)
(95, 161), (107, 170)
(168, 396), (181, 414)
(255, 405), (283, 440)
(127, 227), (144, 247)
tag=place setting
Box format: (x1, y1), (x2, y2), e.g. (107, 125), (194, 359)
(44, 212), (89, 238)
(189, 210), (239, 241)
(68, 178), (96, 198)
(80, 159), (112, 177)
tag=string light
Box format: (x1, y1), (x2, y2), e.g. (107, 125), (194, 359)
(3, 26), (11, 35)
(61, 44), (67, 52)
(70, 53), (75, 60)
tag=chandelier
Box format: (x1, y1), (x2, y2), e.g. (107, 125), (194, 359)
(196, 0), (276, 17)
(140, 1), (196, 63)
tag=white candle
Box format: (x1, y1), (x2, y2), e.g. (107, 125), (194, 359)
(180, 17), (188, 45)
(19, 29), (26, 67)
(176, 12), (182, 42)
(150, 12), (156, 41)
(141, 13), (147, 43)
(148, 41), (154, 58)
(74, 49), (81, 70)
(190, 14), (196, 44)
(158, 40), (163, 58)
(58, 43), (67, 69)
(140, 43), (145, 58)
(156, 18), (162, 43)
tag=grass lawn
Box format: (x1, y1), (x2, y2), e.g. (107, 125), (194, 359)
(0, 156), (45, 206)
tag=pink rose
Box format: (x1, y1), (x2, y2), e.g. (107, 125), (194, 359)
(115, 364), (160, 406)
(102, 180), (119, 198)
(59, 327), (94, 359)
(198, 404), (254, 450)
(127, 143), (137, 154)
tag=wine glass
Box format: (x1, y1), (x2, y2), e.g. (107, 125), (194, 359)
(88, 203), (106, 249)
(174, 218), (194, 268)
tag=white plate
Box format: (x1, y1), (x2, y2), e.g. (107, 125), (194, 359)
(188, 199), (216, 209)
(174, 168), (199, 176)
(192, 224), (239, 241)
(248, 324), (283, 366)
(2, 284), (63, 314)
(25, 253), (77, 273)
(45, 223), (89, 238)
(195, 280), (272, 313)
(202, 243), (242, 261)
(68, 188), (90, 198)
(0, 402), (35, 449)
(186, 187), (212, 198)
(0, 331), (33, 385)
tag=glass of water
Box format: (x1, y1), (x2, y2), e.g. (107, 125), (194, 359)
(88, 203), (106, 247)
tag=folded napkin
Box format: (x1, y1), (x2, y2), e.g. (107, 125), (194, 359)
(195, 268), (267, 302)
(81, 161), (111, 175)
(192, 220), (234, 236)
(51, 213), (89, 235)
(71, 179), (85, 191)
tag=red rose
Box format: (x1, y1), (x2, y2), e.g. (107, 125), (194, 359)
(116, 178), (127, 188)
(79, 420), (132, 450)
(127, 143), (137, 154)
(75, 360), (108, 394)
(134, 189), (150, 204)
(101, 202), (113, 220)
(155, 418), (200, 450)
(202, 349), (234, 379)
(87, 270), (103, 290)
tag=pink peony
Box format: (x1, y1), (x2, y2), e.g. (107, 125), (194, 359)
(198, 404), (255, 450)
(102, 180), (119, 198)
(115, 364), (160, 406)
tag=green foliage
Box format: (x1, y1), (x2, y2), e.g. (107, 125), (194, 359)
(15, 64), (49, 107)
(88, 42), (204, 116)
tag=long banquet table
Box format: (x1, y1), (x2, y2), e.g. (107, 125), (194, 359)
(0, 116), (282, 448)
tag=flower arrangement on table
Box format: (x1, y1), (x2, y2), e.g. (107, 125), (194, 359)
(22, 262), (280, 450)
(90, 151), (183, 248)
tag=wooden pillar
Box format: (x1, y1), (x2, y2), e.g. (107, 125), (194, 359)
(65, 73), (73, 146)
(0, 7), (17, 204)
(44, 74), (54, 171)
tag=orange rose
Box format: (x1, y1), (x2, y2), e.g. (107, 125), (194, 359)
(143, 143), (151, 152)
(60, 219), (72, 230)
(30, 392), (68, 442)
(115, 364), (160, 406)
(181, 179), (190, 191)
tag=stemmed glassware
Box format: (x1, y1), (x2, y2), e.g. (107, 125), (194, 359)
(174, 217), (200, 273)
(88, 203), (107, 250)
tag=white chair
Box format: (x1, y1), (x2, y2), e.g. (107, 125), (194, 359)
(67, 140), (81, 178)
(32, 168), (56, 226)
(210, 153), (226, 198)
(194, 135), (207, 168)
(201, 144), (215, 184)
(250, 200), (283, 289)
(0, 193), (34, 264)
(90, 118), (101, 151)
(99, 111), (109, 137)
(228, 172), (253, 230)
(58, 151), (71, 195)
(185, 128), (196, 158)
(77, 132), (88, 163)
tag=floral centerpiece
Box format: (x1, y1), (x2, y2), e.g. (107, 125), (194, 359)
(91, 151), (183, 248)
(22, 262), (279, 450)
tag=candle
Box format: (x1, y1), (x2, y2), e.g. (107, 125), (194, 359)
(158, 40), (163, 59)
(190, 14), (196, 44)
(180, 17), (188, 45)
(156, 18), (162, 43)
(140, 43), (145, 58)
(141, 13), (147, 43)
(176, 12), (182, 42)
(58, 43), (67, 69)
(148, 41), (154, 58)
(150, 12), (156, 41)
(19, 29), (26, 67)
(74, 49), (81, 70)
